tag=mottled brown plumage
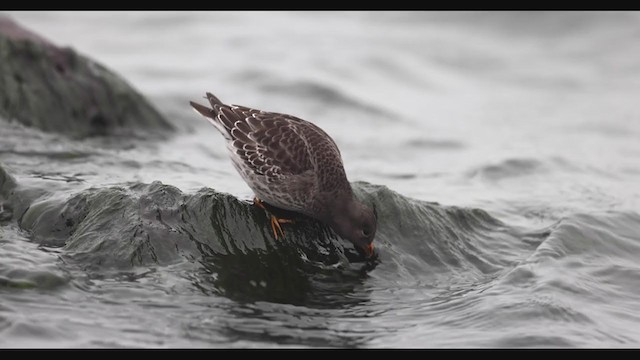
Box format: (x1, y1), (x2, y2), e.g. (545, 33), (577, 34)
(190, 92), (376, 256)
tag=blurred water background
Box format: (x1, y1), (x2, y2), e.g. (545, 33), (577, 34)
(1, 11), (640, 347)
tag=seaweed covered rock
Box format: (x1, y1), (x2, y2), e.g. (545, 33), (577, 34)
(0, 16), (174, 137)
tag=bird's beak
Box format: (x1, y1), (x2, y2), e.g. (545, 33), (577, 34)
(363, 243), (375, 258)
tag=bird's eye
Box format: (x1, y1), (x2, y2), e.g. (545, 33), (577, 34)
(362, 226), (371, 237)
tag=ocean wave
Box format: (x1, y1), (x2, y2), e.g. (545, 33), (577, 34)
(2, 158), (548, 305)
(258, 78), (395, 119)
(468, 158), (546, 181)
(0, 225), (68, 290)
(2, 163), (640, 344)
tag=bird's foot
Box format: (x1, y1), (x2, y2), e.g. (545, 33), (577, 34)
(270, 215), (294, 240)
(254, 197), (294, 240)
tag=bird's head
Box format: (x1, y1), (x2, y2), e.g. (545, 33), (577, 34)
(330, 199), (377, 258)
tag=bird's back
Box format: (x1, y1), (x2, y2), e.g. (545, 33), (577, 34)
(190, 93), (351, 216)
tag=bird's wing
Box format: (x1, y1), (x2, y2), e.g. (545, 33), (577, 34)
(191, 94), (343, 186)
(218, 105), (315, 181)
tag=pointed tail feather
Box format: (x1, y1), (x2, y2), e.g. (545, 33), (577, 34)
(205, 92), (224, 107)
(189, 99), (231, 139)
(190, 101), (214, 118)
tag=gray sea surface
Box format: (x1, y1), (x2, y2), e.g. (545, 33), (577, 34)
(1, 11), (640, 348)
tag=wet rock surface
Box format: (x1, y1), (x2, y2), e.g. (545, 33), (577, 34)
(0, 16), (173, 138)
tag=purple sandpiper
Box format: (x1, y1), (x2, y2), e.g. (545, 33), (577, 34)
(190, 92), (376, 257)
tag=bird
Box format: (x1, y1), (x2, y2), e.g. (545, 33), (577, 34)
(189, 92), (377, 257)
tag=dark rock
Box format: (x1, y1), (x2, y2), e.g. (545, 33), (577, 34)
(17, 181), (354, 269)
(10, 176), (370, 305)
(0, 162), (16, 195)
(0, 16), (174, 138)
(0, 164), (16, 222)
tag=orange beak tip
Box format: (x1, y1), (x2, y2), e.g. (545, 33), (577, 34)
(366, 243), (375, 257)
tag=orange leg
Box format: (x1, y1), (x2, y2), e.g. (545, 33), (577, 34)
(253, 197), (294, 240)
(253, 197), (267, 210)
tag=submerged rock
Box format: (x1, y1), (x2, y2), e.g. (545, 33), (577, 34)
(0, 16), (174, 138)
(18, 181), (356, 268)
(6, 173), (370, 304)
